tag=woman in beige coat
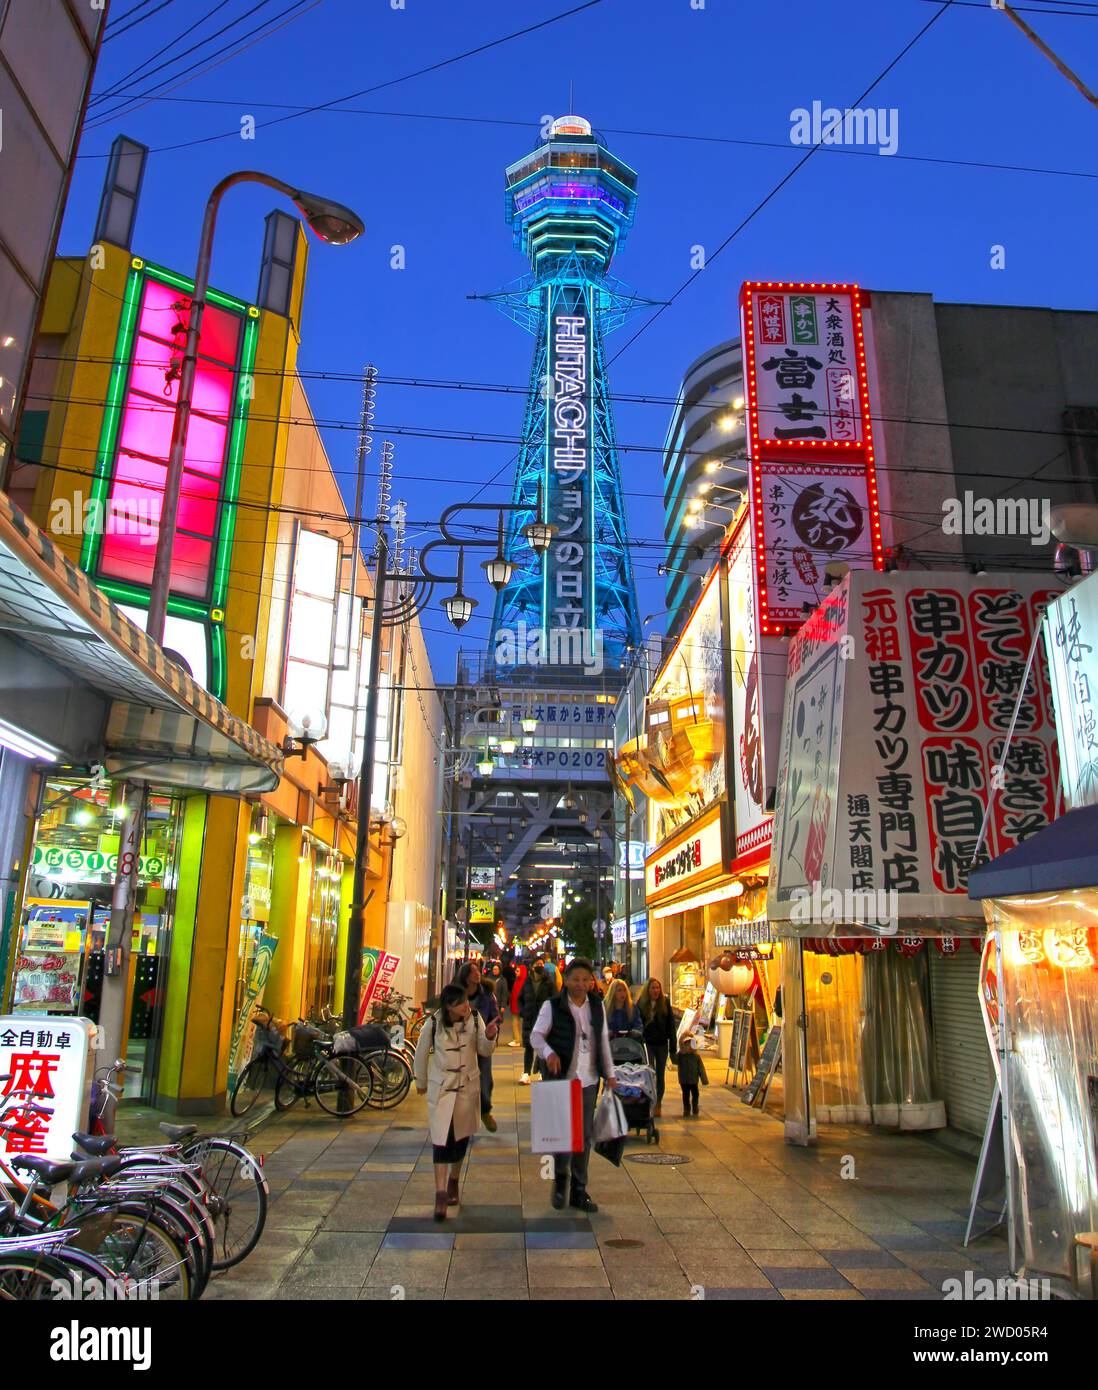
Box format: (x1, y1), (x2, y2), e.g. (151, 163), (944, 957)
(414, 982), (498, 1220)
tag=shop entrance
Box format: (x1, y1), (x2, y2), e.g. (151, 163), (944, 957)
(8, 779), (184, 1103)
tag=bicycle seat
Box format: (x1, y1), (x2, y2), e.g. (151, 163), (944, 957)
(12, 1154), (122, 1185)
(158, 1122), (197, 1141)
(72, 1132), (116, 1157)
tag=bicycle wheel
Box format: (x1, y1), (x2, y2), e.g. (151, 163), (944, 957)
(274, 1056), (313, 1111)
(80, 1208), (193, 1301)
(0, 1247), (114, 1300)
(182, 1137), (267, 1270)
(313, 1055), (373, 1116)
(102, 1171), (214, 1294)
(231, 1056), (272, 1116)
(409, 1014), (426, 1045)
(365, 1051), (412, 1110)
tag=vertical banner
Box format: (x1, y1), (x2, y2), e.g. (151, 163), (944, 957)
(227, 930), (279, 1089)
(357, 948), (401, 1022)
(740, 282), (884, 637)
(546, 284), (593, 643)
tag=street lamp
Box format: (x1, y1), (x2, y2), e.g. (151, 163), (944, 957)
(521, 716), (537, 735)
(482, 511), (514, 590)
(524, 480), (556, 555)
(146, 170), (364, 645)
(442, 547), (478, 630)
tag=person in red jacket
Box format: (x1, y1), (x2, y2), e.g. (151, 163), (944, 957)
(509, 961), (527, 1047)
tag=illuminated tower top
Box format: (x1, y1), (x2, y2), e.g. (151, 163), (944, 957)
(505, 115), (638, 275)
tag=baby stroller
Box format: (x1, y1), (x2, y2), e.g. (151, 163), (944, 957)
(609, 1034), (659, 1145)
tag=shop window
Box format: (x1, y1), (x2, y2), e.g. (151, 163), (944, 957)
(9, 779), (183, 1103)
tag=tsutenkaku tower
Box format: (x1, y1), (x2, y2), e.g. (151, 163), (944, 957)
(487, 115), (644, 673)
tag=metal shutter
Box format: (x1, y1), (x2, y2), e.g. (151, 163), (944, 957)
(929, 947), (994, 1137)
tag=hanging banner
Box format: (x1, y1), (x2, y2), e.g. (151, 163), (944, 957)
(226, 930), (279, 1089)
(978, 934), (1002, 1087)
(358, 949), (401, 1022)
(1043, 573), (1098, 811)
(768, 572), (1061, 926)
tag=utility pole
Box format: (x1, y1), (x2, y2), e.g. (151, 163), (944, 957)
(97, 787), (146, 1068)
(343, 530), (389, 1028)
(996, 1), (1097, 108)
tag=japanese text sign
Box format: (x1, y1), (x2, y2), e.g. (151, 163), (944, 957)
(768, 572), (1061, 926)
(0, 1015), (94, 1166)
(1044, 573), (1098, 811)
(740, 282), (884, 638)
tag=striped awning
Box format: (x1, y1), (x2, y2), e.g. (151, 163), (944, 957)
(0, 492), (282, 794)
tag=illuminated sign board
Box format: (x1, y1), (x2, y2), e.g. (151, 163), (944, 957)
(546, 295), (593, 641)
(740, 282), (884, 637)
(82, 258), (259, 698)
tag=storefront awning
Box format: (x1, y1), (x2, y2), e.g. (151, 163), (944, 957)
(969, 806), (1098, 900)
(0, 493), (282, 795)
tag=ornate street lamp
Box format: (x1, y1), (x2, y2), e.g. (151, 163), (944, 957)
(442, 547), (478, 630)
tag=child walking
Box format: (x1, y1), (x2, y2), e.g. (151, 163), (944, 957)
(676, 1033), (708, 1116)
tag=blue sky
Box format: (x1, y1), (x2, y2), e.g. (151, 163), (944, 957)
(65, 0), (1098, 681)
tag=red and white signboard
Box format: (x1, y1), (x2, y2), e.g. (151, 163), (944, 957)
(768, 572), (1062, 924)
(741, 282), (885, 637)
(0, 1015), (94, 1167)
(726, 517), (773, 866)
(645, 810), (725, 905)
(358, 951), (402, 1022)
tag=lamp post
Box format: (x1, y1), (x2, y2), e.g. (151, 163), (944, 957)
(337, 487), (553, 1023)
(146, 170), (364, 645)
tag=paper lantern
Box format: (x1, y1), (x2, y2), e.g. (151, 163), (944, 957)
(934, 937), (958, 956)
(895, 937), (924, 956)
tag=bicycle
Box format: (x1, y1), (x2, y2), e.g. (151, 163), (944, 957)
(0, 1099), (197, 1299)
(77, 1059), (268, 1271)
(230, 1008), (374, 1118)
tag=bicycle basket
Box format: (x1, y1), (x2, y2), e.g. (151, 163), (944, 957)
(253, 1022), (285, 1056)
(292, 1022), (323, 1058)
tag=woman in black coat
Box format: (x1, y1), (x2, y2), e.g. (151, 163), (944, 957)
(518, 965), (553, 1085)
(636, 977), (678, 1118)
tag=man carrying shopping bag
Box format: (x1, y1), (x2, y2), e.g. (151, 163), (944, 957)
(530, 957), (618, 1213)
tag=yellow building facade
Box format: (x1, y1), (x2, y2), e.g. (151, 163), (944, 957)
(4, 156), (442, 1112)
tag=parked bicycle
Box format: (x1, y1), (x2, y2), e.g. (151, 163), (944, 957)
(76, 1059), (268, 1270)
(230, 1008), (374, 1118)
(0, 1091), (196, 1300)
(313, 1009), (414, 1111)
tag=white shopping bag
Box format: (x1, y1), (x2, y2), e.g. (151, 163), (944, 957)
(593, 1090), (627, 1143)
(530, 1077), (584, 1153)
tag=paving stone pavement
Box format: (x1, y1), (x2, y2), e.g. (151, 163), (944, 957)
(201, 1044), (1008, 1301)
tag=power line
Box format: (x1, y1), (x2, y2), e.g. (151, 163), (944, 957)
(607, 0), (960, 368)
(88, 0), (608, 155)
(91, 0), (261, 109)
(103, 0), (177, 45)
(74, 94), (1098, 185)
(88, 0), (324, 130)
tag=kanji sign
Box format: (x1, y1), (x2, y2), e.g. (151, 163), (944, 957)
(0, 1015), (95, 1168)
(1044, 574), (1098, 811)
(740, 282), (884, 638)
(768, 572), (1061, 925)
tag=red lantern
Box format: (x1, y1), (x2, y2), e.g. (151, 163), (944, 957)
(934, 937), (958, 956)
(861, 936), (888, 953)
(895, 936), (924, 956)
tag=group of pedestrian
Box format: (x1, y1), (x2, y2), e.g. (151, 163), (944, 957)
(413, 954), (707, 1221)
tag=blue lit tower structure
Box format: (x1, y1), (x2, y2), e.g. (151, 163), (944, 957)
(487, 115), (644, 671)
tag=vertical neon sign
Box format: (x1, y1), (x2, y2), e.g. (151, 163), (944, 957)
(85, 258), (256, 699)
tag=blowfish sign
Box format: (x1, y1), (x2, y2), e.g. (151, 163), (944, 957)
(740, 282), (885, 636)
(548, 297), (591, 636)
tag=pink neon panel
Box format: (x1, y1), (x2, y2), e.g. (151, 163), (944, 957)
(197, 303), (241, 367)
(98, 275), (243, 599)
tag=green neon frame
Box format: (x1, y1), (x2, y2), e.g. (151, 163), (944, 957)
(81, 258), (257, 701)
